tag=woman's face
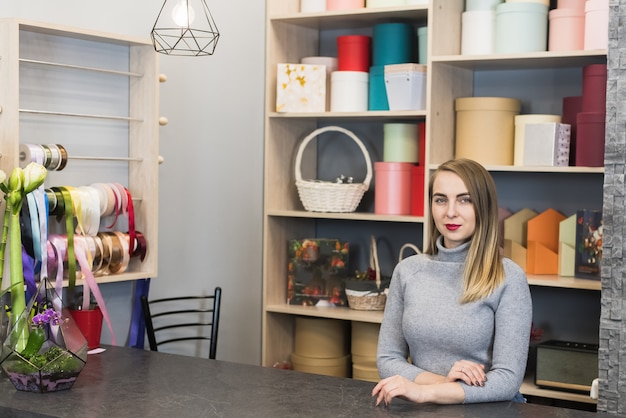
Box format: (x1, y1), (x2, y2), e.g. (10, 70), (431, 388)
(431, 171), (476, 248)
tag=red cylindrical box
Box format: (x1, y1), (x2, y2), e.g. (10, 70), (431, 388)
(575, 111), (605, 167)
(374, 162), (412, 215)
(581, 64), (607, 113)
(337, 35), (371, 72)
(562, 95), (583, 165)
(410, 165), (425, 217)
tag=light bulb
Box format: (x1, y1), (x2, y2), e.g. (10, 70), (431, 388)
(171, 0), (195, 27)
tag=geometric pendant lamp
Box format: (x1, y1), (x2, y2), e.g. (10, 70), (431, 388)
(151, 0), (220, 56)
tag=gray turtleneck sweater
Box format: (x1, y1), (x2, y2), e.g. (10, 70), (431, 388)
(377, 237), (532, 403)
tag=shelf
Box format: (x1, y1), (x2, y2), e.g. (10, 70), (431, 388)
(432, 49), (607, 70)
(521, 375), (596, 405)
(269, 6), (428, 30)
(269, 110), (426, 120)
(527, 275), (601, 291)
(268, 209), (425, 223)
(266, 304), (383, 323)
(19, 58), (144, 78)
(427, 164), (605, 174)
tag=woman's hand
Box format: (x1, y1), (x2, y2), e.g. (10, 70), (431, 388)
(447, 360), (486, 387)
(372, 375), (425, 406)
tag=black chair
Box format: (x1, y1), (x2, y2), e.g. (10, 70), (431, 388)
(140, 287), (222, 359)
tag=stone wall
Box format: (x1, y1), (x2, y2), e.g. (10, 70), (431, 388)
(599, 0), (626, 413)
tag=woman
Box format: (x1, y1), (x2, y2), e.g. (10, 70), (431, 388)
(373, 158), (532, 406)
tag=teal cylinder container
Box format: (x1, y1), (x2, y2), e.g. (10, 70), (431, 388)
(372, 22), (413, 66)
(495, 2), (548, 54)
(368, 65), (388, 111)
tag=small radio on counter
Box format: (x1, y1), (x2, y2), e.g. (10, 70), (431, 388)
(535, 340), (598, 393)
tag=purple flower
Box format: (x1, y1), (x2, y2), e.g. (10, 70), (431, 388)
(31, 308), (62, 327)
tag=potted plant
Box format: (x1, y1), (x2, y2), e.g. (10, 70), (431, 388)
(0, 163), (89, 392)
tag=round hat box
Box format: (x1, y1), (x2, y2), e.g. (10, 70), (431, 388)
(291, 352), (351, 378)
(295, 317), (348, 358)
(351, 321), (380, 363)
(455, 97), (521, 165)
(352, 361), (380, 382)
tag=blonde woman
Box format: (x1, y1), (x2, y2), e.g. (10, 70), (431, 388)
(373, 158), (532, 405)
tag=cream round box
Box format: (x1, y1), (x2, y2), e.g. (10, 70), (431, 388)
(294, 317), (348, 358)
(462, 10), (496, 55)
(455, 97), (521, 165)
(351, 321), (381, 364)
(291, 352), (351, 377)
(366, 0), (405, 7)
(330, 71), (369, 112)
(513, 114), (562, 166)
(352, 361), (380, 383)
(300, 0), (326, 12)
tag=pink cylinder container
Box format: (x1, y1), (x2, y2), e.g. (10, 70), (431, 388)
(581, 64), (607, 113)
(337, 35), (371, 72)
(548, 8), (585, 51)
(327, 0), (364, 11)
(557, 0), (586, 10)
(584, 0), (609, 50)
(374, 162), (412, 215)
(575, 112), (605, 167)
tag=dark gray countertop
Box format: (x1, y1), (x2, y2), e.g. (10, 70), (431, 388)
(0, 345), (614, 417)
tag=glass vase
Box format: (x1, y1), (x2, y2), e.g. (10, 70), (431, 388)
(0, 278), (88, 393)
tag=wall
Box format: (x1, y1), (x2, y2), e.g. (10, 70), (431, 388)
(599, 0), (626, 413)
(0, 1), (265, 365)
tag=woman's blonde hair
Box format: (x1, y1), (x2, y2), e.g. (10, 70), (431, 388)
(425, 158), (504, 303)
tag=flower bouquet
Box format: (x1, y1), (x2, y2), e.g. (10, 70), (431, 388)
(0, 163), (88, 392)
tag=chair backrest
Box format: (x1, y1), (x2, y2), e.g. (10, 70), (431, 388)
(140, 287), (222, 359)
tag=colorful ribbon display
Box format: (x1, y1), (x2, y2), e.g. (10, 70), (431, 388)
(12, 144), (149, 349)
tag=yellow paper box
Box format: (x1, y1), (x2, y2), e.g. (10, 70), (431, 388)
(526, 208), (566, 275)
(503, 208), (538, 270)
(276, 63), (326, 113)
(559, 214), (576, 277)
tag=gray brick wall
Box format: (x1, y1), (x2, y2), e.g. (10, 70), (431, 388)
(599, 1), (626, 413)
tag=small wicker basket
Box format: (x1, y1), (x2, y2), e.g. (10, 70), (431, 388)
(346, 236), (387, 311)
(295, 126), (372, 213)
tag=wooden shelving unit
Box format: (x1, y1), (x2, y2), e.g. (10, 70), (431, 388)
(0, 19), (160, 283)
(262, 0), (604, 407)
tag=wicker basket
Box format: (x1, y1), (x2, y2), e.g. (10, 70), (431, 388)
(346, 236), (387, 311)
(295, 126), (372, 213)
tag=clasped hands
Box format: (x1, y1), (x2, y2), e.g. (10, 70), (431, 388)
(372, 360), (487, 407)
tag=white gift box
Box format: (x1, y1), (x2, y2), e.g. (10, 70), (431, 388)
(384, 63), (427, 111)
(523, 122), (571, 166)
(276, 63), (326, 113)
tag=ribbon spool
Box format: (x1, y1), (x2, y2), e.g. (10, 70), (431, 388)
(20, 144), (68, 171)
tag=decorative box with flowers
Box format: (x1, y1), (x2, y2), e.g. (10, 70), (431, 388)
(287, 239), (349, 307)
